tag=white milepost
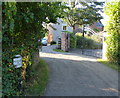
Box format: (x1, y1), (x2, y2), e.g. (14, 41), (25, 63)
(13, 55), (22, 68)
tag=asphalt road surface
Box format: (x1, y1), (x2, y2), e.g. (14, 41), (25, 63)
(40, 45), (118, 96)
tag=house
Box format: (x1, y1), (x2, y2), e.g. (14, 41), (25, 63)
(88, 22), (104, 32)
(74, 21), (104, 35)
(47, 18), (73, 44)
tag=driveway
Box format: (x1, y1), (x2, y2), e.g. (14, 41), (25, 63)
(40, 45), (118, 96)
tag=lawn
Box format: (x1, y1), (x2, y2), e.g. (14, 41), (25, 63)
(97, 59), (120, 72)
(24, 59), (49, 96)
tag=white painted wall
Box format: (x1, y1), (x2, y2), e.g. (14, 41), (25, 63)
(47, 18), (73, 42)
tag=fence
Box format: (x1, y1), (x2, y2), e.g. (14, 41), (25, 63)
(82, 49), (102, 58)
(70, 49), (102, 58)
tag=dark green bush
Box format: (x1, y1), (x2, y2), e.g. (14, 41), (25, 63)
(70, 36), (76, 48)
(2, 2), (65, 96)
(76, 35), (99, 49)
(50, 41), (56, 45)
(93, 28), (100, 32)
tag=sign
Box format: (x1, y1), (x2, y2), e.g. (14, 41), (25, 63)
(13, 55), (22, 68)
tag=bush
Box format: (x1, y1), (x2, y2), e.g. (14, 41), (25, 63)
(93, 28), (100, 32)
(50, 41), (56, 45)
(76, 35), (99, 49)
(88, 34), (102, 44)
(70, 36), (76, 48)
(104, 2), (120, 64)
(70, 33), (102, 49)
(2, 2), (65, 96)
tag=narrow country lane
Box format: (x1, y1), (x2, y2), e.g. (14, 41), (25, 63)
(40, 45), (118, 96)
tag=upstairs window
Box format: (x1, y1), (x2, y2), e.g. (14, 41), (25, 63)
(63, 26), (67, 30)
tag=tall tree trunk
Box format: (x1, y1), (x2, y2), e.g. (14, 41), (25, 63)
(73, 25), (76, 35)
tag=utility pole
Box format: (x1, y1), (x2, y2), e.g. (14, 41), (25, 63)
(82, 24), (85, 54)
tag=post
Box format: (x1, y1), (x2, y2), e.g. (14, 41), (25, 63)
(13, 55), (22, 68)
(82, 25), (85, 54)
(13, 55), (23, 93)
(58, 37), (61, 49)
(102, 32), (108, 60)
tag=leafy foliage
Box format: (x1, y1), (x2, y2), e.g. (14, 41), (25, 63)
(88, 34), (102, 44)
(24, 59), (49, 96)
(70, 35), (76, 48)
(104, 2), (120, 64)
(50, 41), (56, 45)
(2, 2), (20, 96)
(70, 33), (102, 49)
(63, 2), (104, 32)
(2, 2), (65, 96)
(76, 35), (98, 49)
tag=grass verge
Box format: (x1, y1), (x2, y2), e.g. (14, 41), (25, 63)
(24, 59), (49, 96)
(97, 59), (120, 72)
(53, 49), (65, 52)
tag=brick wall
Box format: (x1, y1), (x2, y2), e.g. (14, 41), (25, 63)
(89, 22), (104, 31)
(61, 32), (70, 52)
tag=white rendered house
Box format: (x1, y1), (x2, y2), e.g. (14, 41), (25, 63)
(47, 18), (73, 43)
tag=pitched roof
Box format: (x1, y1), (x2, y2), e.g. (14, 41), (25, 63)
(96, 22), (104, 27)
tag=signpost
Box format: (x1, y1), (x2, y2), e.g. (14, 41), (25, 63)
(82, 24), (85, 54)
(13, 54), (23, 93)
(13, 55), (22, 68)
(58, 37), (61, 49)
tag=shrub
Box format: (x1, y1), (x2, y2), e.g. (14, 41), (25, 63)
(93, 28), (100, 32)
(104, 2), (120, 64)
(70, 35), (76, 48)
(50, 41), (56, 45)
(88, 34), (102, 44)
(2, 2), (65, 96)
(76, 35), (100, 49)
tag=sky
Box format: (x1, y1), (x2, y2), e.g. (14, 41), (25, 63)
(74, 0), (120, 26)
(100, 12), (109, 26)
(74, 1), (109, 26)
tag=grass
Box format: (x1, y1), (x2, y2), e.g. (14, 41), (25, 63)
(53, 49), (65, 52)
(24, 59), (49, 96)
(97, 59), (120, 72)
(0, 66), (1, 97)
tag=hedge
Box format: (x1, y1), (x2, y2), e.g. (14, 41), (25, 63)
(104, 2), (120, 65)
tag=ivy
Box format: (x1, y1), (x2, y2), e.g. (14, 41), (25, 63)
(2, 2), (65, 96)
(104, 2), (120, 65)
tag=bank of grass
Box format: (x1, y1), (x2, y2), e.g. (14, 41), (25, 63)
(97, 59), (120, 72)
(0, 67), (1, 97)
(25, 59), (49, 96)
(53, 49), (65, 52)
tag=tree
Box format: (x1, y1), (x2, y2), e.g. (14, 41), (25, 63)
(2, 2), (66, 96)
(104, 2), (120, 65)
(63, 2), (104, 33)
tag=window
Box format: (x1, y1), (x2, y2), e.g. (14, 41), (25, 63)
(63, 26), (67, 30)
